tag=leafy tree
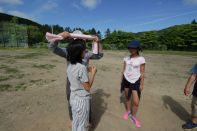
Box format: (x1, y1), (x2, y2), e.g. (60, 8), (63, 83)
(103, 31), (134, 49)
(105, 28), (111, 38)
(191, 19), (197, 24)
(27, 25), (43, 47)
(65, 27), (72, 32)
(97, 30), (102, 39)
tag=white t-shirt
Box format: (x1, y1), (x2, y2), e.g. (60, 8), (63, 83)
(123, 56), (146, 83)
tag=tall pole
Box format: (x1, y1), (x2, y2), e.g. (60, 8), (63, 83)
(51, 25), (53, 34)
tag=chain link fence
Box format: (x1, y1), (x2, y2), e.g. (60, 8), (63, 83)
(0, 22), (28, 48)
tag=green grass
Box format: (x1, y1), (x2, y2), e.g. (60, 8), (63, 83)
(30, 79), (42, 83)
(0, 48), (48, 52)
(15, 83), (27, 91)
(14, 52), (44, 59)
(32, 64), (55, 70)
(143, 50), (197, 56)
(0, 84), (12, 91)
(17, 74), (25, 79)
(105, 50), (197, 56)
(0, 48), (48, 59)
(0, 83), (27, 92)
(6, 59), (16, 64)
(0, 76), (10, 82)
(0, 64), (7, 69)
(0, 64), (19, 73)
(51, 59), (60, 63)
(5, 67), (19, 73)
(1, 48), (196, 56)
(0, 64), (24, 80)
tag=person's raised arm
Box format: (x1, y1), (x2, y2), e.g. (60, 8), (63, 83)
(89, 36), (104, 60)
(48, 32), (70, 58)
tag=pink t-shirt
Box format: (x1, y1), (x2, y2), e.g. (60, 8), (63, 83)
(123, 56), (145, 83)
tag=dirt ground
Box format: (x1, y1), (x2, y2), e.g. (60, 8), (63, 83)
(0, 49), (197, 131)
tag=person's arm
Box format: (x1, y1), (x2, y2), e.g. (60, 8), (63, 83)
(48, 32), (70, 58)
(81, 66), (97, 91)
(89, 52), (104, 60)
(184, 74), (197, 96)
(89, 36), (104, 60)
(140, 64), (145, 91)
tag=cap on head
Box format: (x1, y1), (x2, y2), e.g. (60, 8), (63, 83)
(128, 40), (140, 49)
(72, 30), (85, 41)
(73, 30), (83, 35)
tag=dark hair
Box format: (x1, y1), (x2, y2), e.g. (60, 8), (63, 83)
(67, 39), (86, 64)
(137, 47), (143, 55)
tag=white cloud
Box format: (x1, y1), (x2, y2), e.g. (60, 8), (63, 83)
(0, 0), (23, 5)
(139, 10), (197, 26)
(41, 1), (58, 11)
(72, 3), (82, 10)
(184, 0), (197, 5)
(81, 0), (101, 9)
(124, 10), (197, 29)
(7, 10), (35, 20)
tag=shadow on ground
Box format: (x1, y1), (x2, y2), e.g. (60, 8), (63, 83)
(90, 89), (111, 131)
(162, 95), (190, 122)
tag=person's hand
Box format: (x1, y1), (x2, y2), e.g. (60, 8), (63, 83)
(58, 31), (70, 39)
(92, 35), (99, 42)
(184, 87), (190, 96)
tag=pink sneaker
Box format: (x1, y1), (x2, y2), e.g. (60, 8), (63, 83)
(131, 116), (141, 128)
(123, 111), (130, 120)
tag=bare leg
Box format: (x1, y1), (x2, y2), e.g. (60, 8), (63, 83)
(131, 90), (140, 117)
(124, 88), (131, 112)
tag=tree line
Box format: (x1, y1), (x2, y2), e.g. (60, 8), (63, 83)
(103, 20), (197, 51)
(0, 13), (196, 51)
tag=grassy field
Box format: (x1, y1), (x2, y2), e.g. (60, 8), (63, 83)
(1, 48), (197, 55)
(0, 48), (197, 131)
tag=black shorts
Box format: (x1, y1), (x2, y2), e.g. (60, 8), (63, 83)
(121, 76), (141, 99)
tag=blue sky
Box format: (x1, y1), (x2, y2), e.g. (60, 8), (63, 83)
(0, 0), (197, 34)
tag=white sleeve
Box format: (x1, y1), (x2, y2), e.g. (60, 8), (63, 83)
(140, 57), (146, 65)
(123, 56), (128, 62)
(78, 65), (89, 83)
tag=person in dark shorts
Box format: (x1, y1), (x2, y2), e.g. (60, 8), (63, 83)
(120, 40), (145, 128)
(182, 63), (197, 129)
